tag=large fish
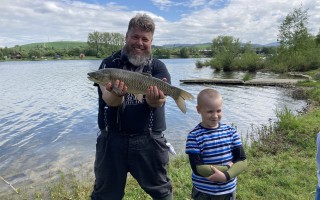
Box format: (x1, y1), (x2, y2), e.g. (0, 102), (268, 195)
(87, 68), (194, 113)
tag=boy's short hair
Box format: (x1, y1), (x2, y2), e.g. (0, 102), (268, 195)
(197, 88), (222, 105)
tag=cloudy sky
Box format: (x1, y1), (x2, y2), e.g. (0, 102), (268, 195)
(0, 0), (319, 48)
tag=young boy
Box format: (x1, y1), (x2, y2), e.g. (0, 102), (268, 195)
(185, 88), (247, 200)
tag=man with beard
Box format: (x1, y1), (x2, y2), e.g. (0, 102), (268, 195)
(91, 13), (173, 200)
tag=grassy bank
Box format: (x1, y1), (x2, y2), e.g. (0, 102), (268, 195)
(2, 81), (320, 200)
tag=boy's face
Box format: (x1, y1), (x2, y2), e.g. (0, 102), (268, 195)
(196, 97), (222, 129)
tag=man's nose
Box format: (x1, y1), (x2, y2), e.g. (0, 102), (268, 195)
(136, 38), (143, 45)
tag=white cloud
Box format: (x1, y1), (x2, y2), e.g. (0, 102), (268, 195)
(189, 0), (207, 7)
(154, 0), (320, 45)
(151, 0), (175, 10)
(0, 0), (319, 48)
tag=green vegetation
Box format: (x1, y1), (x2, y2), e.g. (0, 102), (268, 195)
(0, 40), (210, 61)
(0, 41), (96, 61)
(242, 72), (252, 82)
(18, 41), (88, 50)
(87, 31), (125, 58)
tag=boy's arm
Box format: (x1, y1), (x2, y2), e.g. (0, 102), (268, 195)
(222, 145), (247, 181)
(189, 145), (247, 180)
(188, 154), (230, 177)
(207, 146), (247, 182)
(222, 159), (247, 180)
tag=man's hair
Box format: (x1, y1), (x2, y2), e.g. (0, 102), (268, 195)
(127, 13), (155, 34)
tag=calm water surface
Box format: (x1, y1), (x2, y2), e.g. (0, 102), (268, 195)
(0, 59), (306, 192)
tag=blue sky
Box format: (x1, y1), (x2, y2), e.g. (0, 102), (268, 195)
(80, 0), (231, 21)
(0, 0), (319, 47)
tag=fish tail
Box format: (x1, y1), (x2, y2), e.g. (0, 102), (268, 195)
(173, 89), (195, 113)
(174, 96), (187, 113)
(179, 90), (195, 101)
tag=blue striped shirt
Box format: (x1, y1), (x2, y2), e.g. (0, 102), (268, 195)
(185, 123), (243, 195)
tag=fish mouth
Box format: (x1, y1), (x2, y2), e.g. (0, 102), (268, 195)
(87, 72), (96, 81)
(87, 72), (97, 78)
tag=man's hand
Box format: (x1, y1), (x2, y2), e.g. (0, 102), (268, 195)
(99, 80), (127, 106)
(146, 78), (167, 107)
(108, 80), (128, 97)
(146, 86), (166, 107)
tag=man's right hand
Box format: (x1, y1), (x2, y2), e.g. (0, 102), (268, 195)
(99, 80), (127, 106)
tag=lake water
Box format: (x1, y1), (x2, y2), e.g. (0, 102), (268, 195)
(0, 59), (306, 193)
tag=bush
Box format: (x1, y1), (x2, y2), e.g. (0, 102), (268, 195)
(232, 52), (262, 72)
(195, 59), (205, 68)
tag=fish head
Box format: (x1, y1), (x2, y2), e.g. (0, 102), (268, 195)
(87, 70), (111, 85)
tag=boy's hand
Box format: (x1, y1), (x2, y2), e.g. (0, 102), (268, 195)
(207, 166), (227, 182)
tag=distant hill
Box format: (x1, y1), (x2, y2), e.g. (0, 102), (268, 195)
(13, 41), (279, 51)
(161, 43), (211, 49)
(17, 41), (88, 50)
(161, 42), (279, 49)
(263, 42), (280, 47)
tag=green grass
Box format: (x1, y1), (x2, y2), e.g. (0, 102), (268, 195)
(2, 83), (320, 200)
(240, 107), (320, 200)
(15, 41), (89, 50)
(242, 72), (252, 81)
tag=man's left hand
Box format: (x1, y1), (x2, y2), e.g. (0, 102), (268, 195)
(146, 86), (166, 107)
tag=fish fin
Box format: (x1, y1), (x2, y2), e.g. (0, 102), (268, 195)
(179, 90), (195, 100)
(174, 96), (187, 113)
(173, 89), (194, 113)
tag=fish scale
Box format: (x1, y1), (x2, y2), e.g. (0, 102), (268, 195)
(87, 68), (195, 113)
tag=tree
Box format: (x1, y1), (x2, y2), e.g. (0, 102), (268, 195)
(28, 49), (42, 59)
(277, 6), (313, 51)
(274, 5), (319, 71)
(211, 36), (241, 71)
(87, 31), (124, 57)
(153, 48), (170, 59)
(180, 47), (189, 58)
(316, 29), (320, 46)
(103, 32), (125, 54)
(87, 31), (104, 57)
(211, 36), (241, 56)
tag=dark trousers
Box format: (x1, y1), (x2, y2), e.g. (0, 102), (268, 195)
(192, 187), (235, 200)
(316, 185), (320, 200)
(91, 129), (172, 200)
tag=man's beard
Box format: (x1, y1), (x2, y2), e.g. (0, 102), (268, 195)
(123, 44), (151, 66)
